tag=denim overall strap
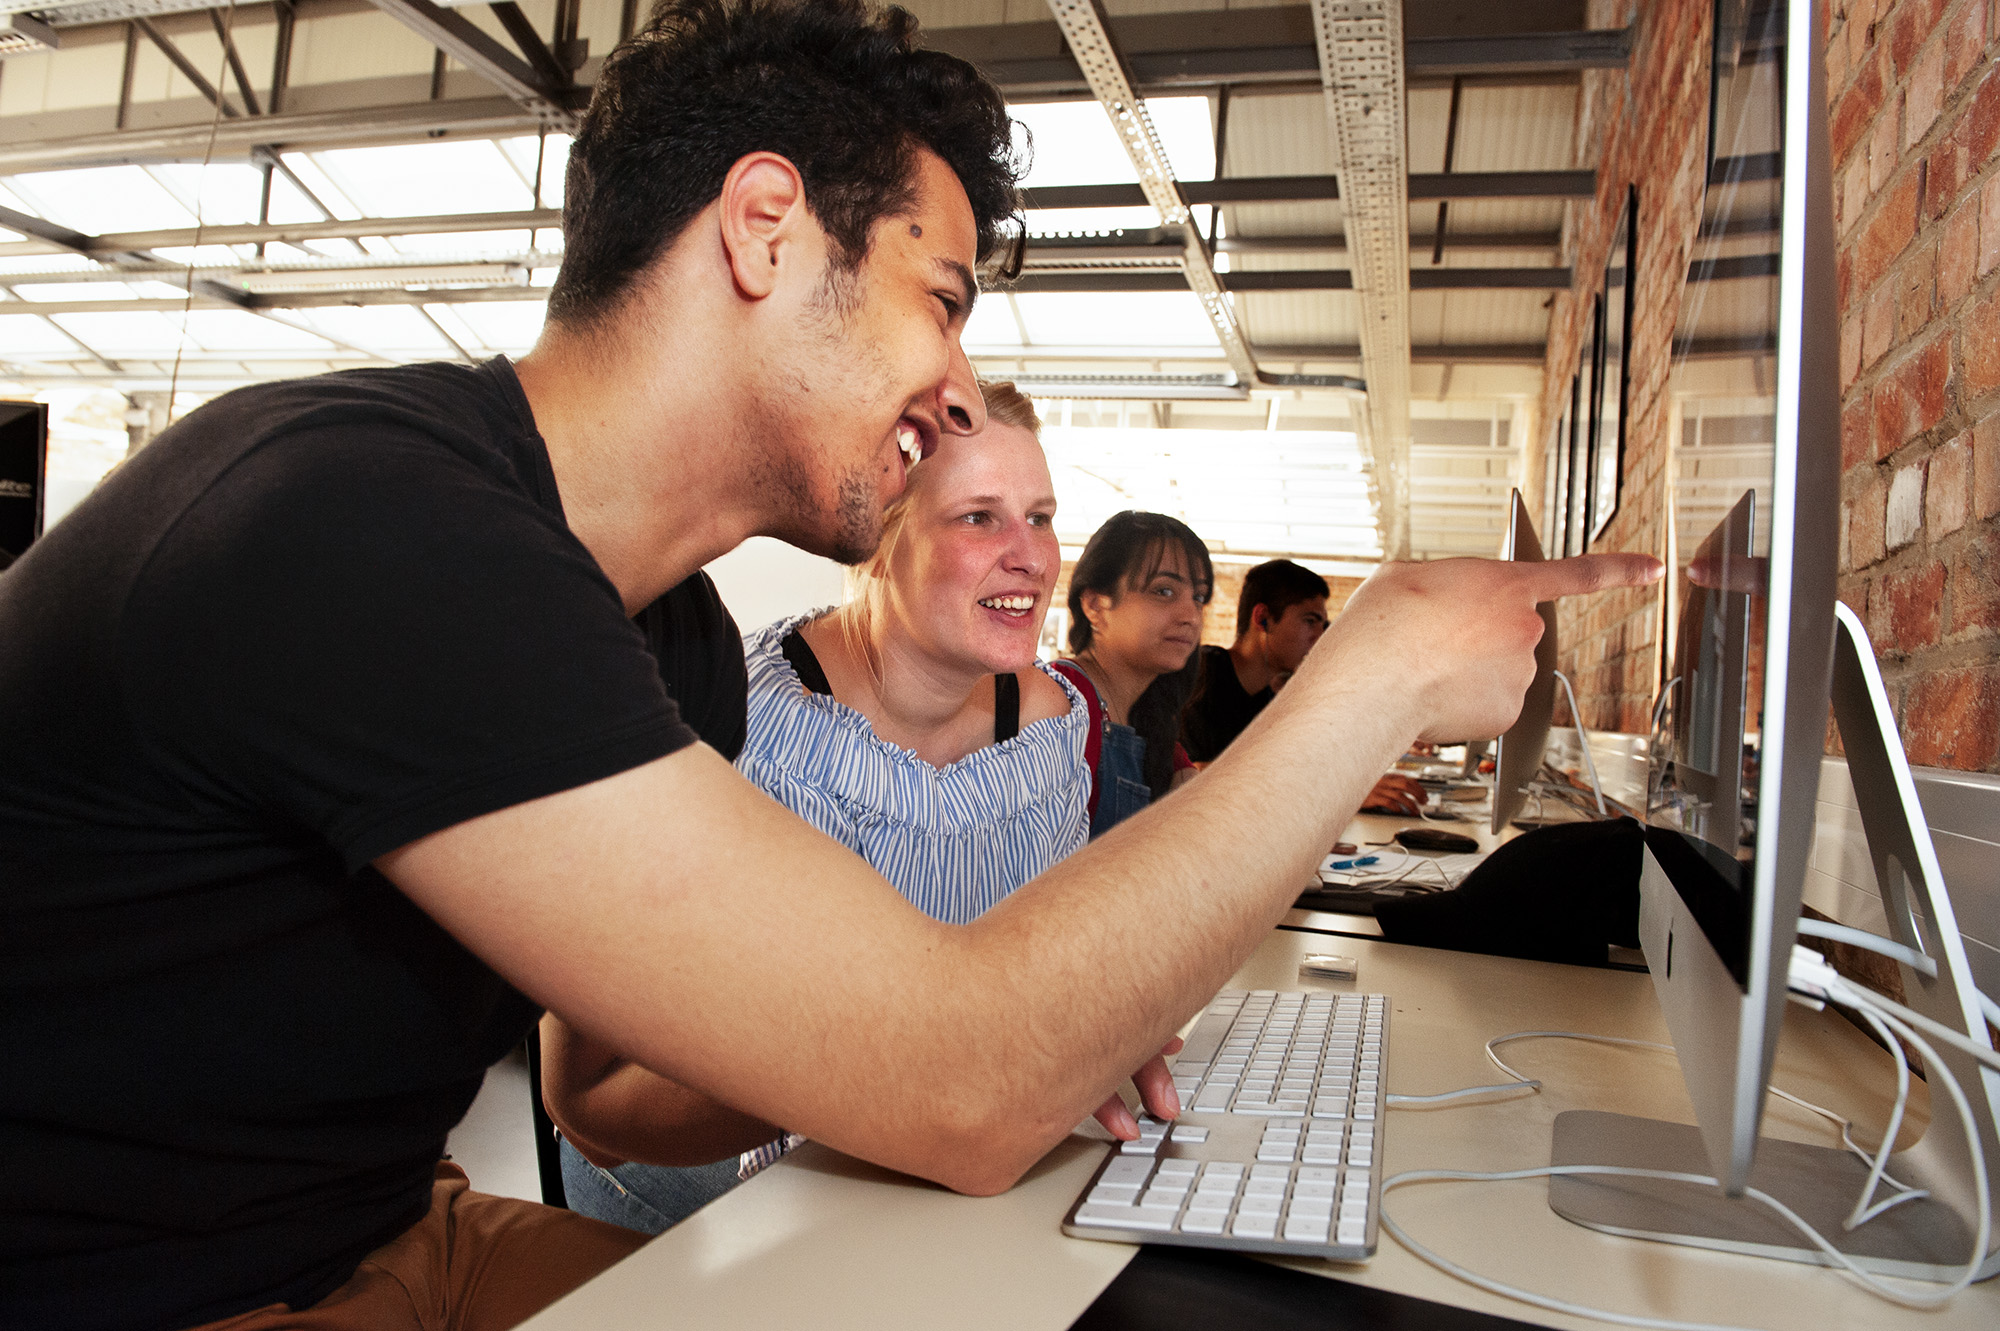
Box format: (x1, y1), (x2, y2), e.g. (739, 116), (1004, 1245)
(1092, 721), (1153, 837)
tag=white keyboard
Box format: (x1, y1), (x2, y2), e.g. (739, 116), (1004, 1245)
(1061, 989), (1386, 1260)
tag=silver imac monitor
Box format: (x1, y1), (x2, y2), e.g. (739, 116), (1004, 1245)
(1628, 0), (1840, 1200)
(1554, 3), (1998, 1279)
(1546, 0), (1927, 1268)
(1489, 490), (1556, 834)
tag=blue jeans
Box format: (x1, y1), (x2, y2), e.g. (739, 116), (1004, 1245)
(557, 1136), (742, 1236)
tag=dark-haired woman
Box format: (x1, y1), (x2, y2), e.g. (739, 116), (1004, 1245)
(1050, 510), (1212, 837)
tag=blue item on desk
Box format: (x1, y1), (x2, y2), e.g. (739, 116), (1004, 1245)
(1324, 855), (1379, 871)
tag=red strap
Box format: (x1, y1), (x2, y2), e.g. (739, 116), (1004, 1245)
(1048, 660), (1104, 823)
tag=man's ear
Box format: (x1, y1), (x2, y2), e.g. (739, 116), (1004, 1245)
(1252, 605), (1268, 632)
(717, 152), (811, 301)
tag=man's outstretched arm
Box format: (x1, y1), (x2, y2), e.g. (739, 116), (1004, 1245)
(381, 554), (1659, 1197)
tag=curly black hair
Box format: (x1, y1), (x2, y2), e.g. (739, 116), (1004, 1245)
(548, 0), (1024, 326)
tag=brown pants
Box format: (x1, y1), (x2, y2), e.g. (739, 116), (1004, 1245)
(186, 1163), (648, 1331)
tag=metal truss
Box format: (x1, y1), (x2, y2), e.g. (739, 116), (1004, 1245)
(1312, 0), (1413, 559)
(1043, 0), (1257, 390)
(363, 0), (580, 127)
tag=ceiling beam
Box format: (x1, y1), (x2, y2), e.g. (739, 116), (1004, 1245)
(924, 8), (1628, 96)
(0, 96), (544, 176)
(1043, 0), (1258, 390)
(360, 0), (578, 127)
(1312, 0), (1413, 561)
(1022, 169), (1593, 210)
(1006, 267), (1569, 293)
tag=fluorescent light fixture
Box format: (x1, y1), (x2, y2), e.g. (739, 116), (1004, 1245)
(229, 263), (531, 294)
(0, 12), (55, 54)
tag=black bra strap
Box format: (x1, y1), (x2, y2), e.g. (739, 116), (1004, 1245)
(792, 627), (1021, 744)
(994, 672), (1020, 743)
(781, 628), (834, 695)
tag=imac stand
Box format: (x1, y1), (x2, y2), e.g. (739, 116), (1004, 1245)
(1546, 603), (2000, 1281)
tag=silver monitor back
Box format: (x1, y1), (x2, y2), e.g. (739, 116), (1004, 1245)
(1636, 0), (1841, 1195)
(1490, 490), (1557, 834)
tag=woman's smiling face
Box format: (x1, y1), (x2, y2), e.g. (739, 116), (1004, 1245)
(881, 419), (1060, 675)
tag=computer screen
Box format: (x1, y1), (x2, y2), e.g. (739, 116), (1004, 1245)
(1490, 490), (1556, 834)
(1634, 0), (1841, 1193)
(0, 401), (47, 566)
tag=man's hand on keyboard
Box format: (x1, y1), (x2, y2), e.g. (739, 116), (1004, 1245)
(1092, 1036), (1184, 1139)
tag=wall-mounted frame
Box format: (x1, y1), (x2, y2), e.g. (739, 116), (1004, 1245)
(1543, 393), (1569, 548)
(1568, 303), (1599, 557)
(1708, 0), (1752, 174)
(1587, 187), (1637, 545)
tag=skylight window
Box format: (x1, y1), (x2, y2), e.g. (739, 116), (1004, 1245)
(1011, 292), (1220, 348)
(1011, 96), (1215, 188)
(6, 167), (198, 235)
(310, 141), (538, 219)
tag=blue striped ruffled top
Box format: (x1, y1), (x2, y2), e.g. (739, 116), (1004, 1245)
(736, 611), (1092, 924)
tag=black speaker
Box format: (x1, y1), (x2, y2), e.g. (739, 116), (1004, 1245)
(0, 401), (49, 566)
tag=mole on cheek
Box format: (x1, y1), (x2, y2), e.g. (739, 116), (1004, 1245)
(909, 224), (923, 238)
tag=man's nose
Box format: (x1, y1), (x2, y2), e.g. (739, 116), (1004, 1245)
(937, 335), (985, 435)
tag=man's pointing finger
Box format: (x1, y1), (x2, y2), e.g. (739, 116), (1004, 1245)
(1524, 553), (1665, 601)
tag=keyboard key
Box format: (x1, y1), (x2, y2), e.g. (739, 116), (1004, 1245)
(1203, 1161), (1246, 1178)
(1141, 1187), (1187, 1208)
(1181, 1208), (1229, 1234)
(1237, 1192), (1282, 1215)
(1170, 1125), (1209, 1144)
(1337, 1220), (1367, 1246)
(1120, 1138), (1160, 1154)
(1155, 1159), (1197, 1179)
(1249, 1163), (1290, 1180)
(1101, 1158), (1153, 1187)
(1089, 1184), (1140, 1205)
(1285, 1213), (1332, 1243)
(1194, 1086), (1232, 1111)
(1075, 1203), (1179, 1232)
(1232, 1211), (1279, 1239)
(1302, 1146), (1341, 1164)
(1256, 1145), (1295, 1163)
(1292, 1179), (1336, 1200)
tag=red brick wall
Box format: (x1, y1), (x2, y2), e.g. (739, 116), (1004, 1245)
(1534, 0), (1713, 734)
(1829, 0), (2000, 773)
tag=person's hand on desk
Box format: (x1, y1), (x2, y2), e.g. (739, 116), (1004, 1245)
(1359, 773), (1428, 817)
(1092, 1037), (1184, 1139)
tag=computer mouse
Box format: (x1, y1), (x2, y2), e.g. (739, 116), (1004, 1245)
(1394, 827), (1481, 854)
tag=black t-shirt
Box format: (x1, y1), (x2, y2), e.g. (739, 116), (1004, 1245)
(0, 359), (735, 1331)
(1179, 644), (1272, 763)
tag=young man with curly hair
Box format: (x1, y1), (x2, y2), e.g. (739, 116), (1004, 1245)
(0, 2), (1657, 1327)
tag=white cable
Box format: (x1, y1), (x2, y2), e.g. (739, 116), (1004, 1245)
(1816, 972), (2000, 1076)
(1814, 991), (1992, 1302)
(1379, 1155), (1975, 1326)
(1485, 1028), (1669, 1085)
(1834, 1003), (1928, 1228)
(1489, 1028), (1928, 1217)
(1794, 917), (1937, 976)
(1387, 1080), (1539, 1106)
(1550, 668), (1608, 816)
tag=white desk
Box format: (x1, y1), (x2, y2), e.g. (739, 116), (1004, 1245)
(523, 929), (1997, 1330)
